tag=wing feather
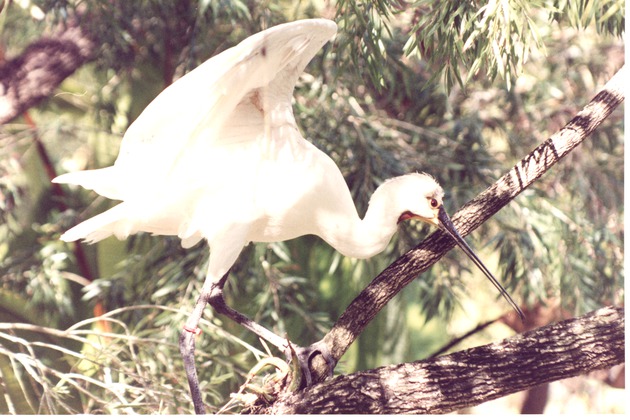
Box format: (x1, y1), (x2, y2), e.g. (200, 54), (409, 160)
(113, 19), (337, 195)
(53, 19), (337, 243)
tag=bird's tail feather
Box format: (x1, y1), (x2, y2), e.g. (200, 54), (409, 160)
(60, 204), (132, 243)
(53, 168), (123, 201)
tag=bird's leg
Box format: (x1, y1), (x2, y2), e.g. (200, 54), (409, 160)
(181, 267), (337, 412)
(205, 274), (339, 384)
(208, 288), (337, 386)
(180, 269), (293, 413)
(200, 271), (287, 349)
(179, 327), (205, 414)
(179, 272), (234, 414)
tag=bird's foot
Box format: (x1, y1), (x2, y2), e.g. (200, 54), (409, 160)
(284, 339), (336, 388)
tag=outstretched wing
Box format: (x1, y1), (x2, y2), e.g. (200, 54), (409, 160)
(55, 19), (337, 200)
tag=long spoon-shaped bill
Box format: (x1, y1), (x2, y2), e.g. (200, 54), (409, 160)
(437, 206), (525, 321)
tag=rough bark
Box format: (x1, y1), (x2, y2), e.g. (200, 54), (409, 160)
(267, 306), (624, 414)
(0, 22), (96, 124)
(305, 65), (626, 381)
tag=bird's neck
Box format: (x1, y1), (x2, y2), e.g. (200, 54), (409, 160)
(322, 196), (400, 260)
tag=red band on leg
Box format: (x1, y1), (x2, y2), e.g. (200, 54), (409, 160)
(183, 326), (202, 335)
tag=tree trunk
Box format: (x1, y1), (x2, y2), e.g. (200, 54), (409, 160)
(265, 306), (624, 414)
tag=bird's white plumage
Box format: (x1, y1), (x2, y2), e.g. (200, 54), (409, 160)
(55, 19), (347, 247)
(54, 19), (448, 261)
(55, 19), (446, 259)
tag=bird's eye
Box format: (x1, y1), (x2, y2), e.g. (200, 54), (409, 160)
(429, 198), (439, 208)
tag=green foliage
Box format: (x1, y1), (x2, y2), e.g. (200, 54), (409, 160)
(551, 0), (625, 35)
(337, 0), (624, 90)
(1, 0), (623, 414)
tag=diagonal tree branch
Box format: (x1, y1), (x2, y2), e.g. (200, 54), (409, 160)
(269, 306), (624, 414)
(308, 65), (625, 379)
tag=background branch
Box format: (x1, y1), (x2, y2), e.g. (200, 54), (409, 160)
(0, 20), (96, 124)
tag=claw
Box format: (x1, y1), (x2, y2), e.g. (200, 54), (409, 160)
(284, 339), (336, 388)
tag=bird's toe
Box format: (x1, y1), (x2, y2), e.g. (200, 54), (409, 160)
(285, 339), (336, 388)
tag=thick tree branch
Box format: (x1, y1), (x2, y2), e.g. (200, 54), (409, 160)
(0, 22), (96, 124)
(268, 306), (624, 414)
(306, 65), (625, 379)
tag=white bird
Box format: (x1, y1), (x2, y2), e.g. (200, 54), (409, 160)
(54, 19), (523, 414)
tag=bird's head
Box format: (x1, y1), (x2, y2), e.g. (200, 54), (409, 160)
(381, 172), (525, 321)
(376, 173), (445, 226)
